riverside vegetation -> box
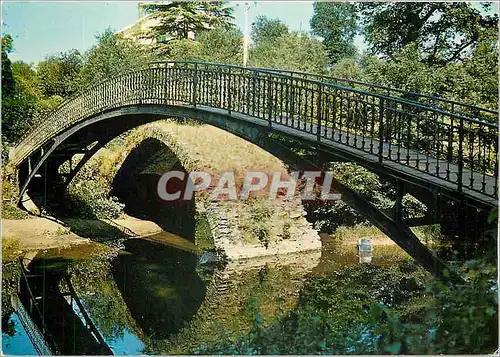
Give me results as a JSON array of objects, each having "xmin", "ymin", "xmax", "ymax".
[{"xmin": 1, "ymin": 2, "xmax": 497, "ymax": 354}]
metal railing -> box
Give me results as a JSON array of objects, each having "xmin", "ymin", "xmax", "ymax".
[
  {"xmin": 17, "ymin": 260, "xmax": 60, "ymax": 355},
  {"xmin": 11, "ymin": 295, "xmax": 55, "ymax": 356},
  {"xmin": 13, "ymin": 61, "xmax": 498, "ymax": 200},
  {"xmin": 249, "ymin": 65, "xmax": 498, "ymax": 122}
]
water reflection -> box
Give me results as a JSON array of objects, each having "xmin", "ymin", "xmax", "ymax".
[
  {"xmin": 13, "ymin": 258, "xmax": 113, "ymax": 355},
  {"xmin": 2, "ymin": 234, "xmax": 409, "ymax": 355},
  {"xmin": 112, "ymin": 238, "xmax": 206, "ymax": 341}
]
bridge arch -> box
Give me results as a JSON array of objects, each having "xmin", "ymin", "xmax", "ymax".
[
  {"xmin": 11, "ymin": 61, "xmax": 498, "ymax": 278},
  {"xmin": 12, "ymin": 61, "xmax": 497, "ymax": 209},
  {"xmin": 16, "ymin": 104, "xmax": 273, "ymax": 202}
]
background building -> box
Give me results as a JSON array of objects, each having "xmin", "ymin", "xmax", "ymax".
[{"xmin": 116, "ymin": 1, "xmax": 195, "ymax": 45}]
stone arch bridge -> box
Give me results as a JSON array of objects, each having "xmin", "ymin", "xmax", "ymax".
[{"xmin": 10, "ymin": 61, "xmax": 499, "ymax": 277}]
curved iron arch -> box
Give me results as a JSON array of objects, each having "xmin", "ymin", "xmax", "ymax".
[{"xmin": 12, "ymin": 61, "xmax": 498, "ymax": 206}]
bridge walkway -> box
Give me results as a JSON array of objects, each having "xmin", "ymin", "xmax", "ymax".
[{"xmin": 200, "ymin": 105, "xmax": 497, "ymax": 208}]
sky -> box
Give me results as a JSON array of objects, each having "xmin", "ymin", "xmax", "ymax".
[
  {"xmin": 2, "ymin": 1, "xmax": 320, "ymax": 64},
  {"xmin": 2, "ymin": 1, "xmax": 497, "ymax": 65}
]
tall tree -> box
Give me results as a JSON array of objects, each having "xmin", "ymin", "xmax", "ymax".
[
  {"xmin": 197, "ymin": 27, "xmax": 243, "ymax": 64},
  {"xmin": 250, "ymin": 31, "xmax": 328, "ymax": 74},
  {"xmin": 2, "ymin": 60, "xmax": 41, "ymax": 143},
  {"xmin": 36, "ymin": 49, "xmax": 83, "ymax": 98},
  {"xmin": 358, "ymin": 2, "xmax": 499, "ymax": 64},
  {"xmin": 310, "ymin": 2, "xmax": 358, "ymax": 64},
  {"xmin": 74, "ymin": 29, "xmax": 153, "ymax": 89},
  {"xmin": 251, "ymin": 15, "xmax": 289, "ymax": 46},
  {"xmin": 140, "ymin": 1, "xmax": 234, "ymax": 42},
  {"xmin": 1, "ymin": 35, "xmax": 15, "ymax": 98}
]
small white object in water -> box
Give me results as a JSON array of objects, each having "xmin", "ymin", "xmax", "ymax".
[
  {"xmin": 358, "ymin": 238, "xmax": 373, "ymax": 264},
  {"xmin": 359, "ymin": 253, "xmax": 372, "ymax": 264},
  {"xmin": 358, "ymin": 238, "xmax": 372, "ymax": 253}
]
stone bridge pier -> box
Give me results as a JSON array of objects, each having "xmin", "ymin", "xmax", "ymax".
[{"xmin": 33, "ymin": 119, "xmax": 322, "ymax": 260}]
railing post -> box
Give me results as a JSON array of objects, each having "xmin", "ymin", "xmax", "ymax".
[
  {"xmin": 267, "ymin": 74, "xmax": 273, "ymax": 129},
  {"xmin": 193, "ymin": 63, "xmax": 198, "ymax": 107},
  {"xmin": 228, "ymin": 66, "xmax": 232, "ymax": 115},
  {"xmin": 317, "ymin": 84, "xmax": 322, "ymax": 141},
  {"xmin": 378, "ymin": 98, "xmax": 385, "ymax": 164},
  {"xmin": 457, "ymin": 117, "xmax": 464, "ymax": 192}
]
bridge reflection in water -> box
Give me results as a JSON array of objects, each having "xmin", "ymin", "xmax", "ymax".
[
  {"xmin": 3, "ymin": 234, "xmax": 418, "ymax": 355},
  {"xmin": 16, "ymin": 259, "xmax": 113, "ymax": 355},
  {"xmin": 7, "ymin": 236, "xmax": 328, "ymax": 355}
]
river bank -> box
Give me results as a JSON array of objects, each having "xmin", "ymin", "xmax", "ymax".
[
  {"xmin": 1, "ymin": 215, "xmax": 164, "ymax": 261},
  {"xmin": 2, "ymin": 211, "xmax": 396, "ymax": 264}
]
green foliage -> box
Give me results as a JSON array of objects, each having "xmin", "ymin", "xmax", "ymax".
[
  {"xmin": 196, "ymin": 27, "xmax": 242, "ymax": 64},
  {"xmin": 194, "ymin": 212, "xmax": 215, "ymax": 252},
  {"xmin": 241, "ymin": 197, "xmax": 273, "ymax": 248},
  {"xmin": 249, "ymin": 31, "xmax": 328, "ymax": 73},
  {"xmin": 328, "ymin": 40, "xmax": 498, "ymax": 110},
  {"xmin": 331, "ymin": 57, "xmax": 365, "ymax": 80},
  {"xmin": 160, "ymin": 26, "xmax": 243, "ymax": 63},
  {"xmin": 371, "ymin": 258, "xmax": 498, "ymax": 354},
  {"xmin": 2, "ymin": 262, "xmax": 21, "ymax": 336},
  {"xmin": 158, "ymin": 38, "xmax": 202, "ymax": 60},
  {"xmin": 361, "ymin": 43, "xmax": 445, "ymax": 94},
  {"xmin": 140, "ymin": 1, "xmax": 234, "ymax": 41},
  {"xmin": 192, "ymin": 261, "xmax": 428, "ymax": 354},
  {"xmin": 1, "ymin": 34, "xmax": 15, "ymax": 98},
  {"xmin": 67, "ymin": 257, "xmax": 139, "ymax": 341},
  {"xmin": 250, "ymin": 15, "xmax": 289, "ymax": 47},
  {"xmin": 1, "ymin": 40, "xmax": 66, "ymax": 142},
  {"xmin": 11, "ymin": 61, "xmax": 40, "ymax": 94},
  {"xmin": 66, "ymin": 190, "xmax": 124, "ymax": 220},
  {"xmin": 1, "ymin": 85, "xmax": 38, "ymax": 142},
  {"xmin": 192, "ymin": 256, "xmax": 497, "ymax": 355},
  {"xmin": 307, "ymin": 162, "xmax": 427, "ymax": 233},
  {"xmin": 67, "ymin": 157, "xmax": 124, "ymax": 219},
  {"xmin": 36, "ymin": 49, "xmax": 83, "ymax": 97},
  {"xmin": 332, "ymin": 162, "xmax": 382, "ymax": 202},
  {"xmin": 74, "ymin": 29, "xmax": 153, "ymax": 90},
  {"xmin": 1, "ymin": 36, "xmax": 38, "ymax": 142},
  {"xmin": 402, "ymin": 194, "xmax": 427, "ymax": 219},
  {"xmin": 310, "ymin": 2, "xmax": 358, "ymax": 63},
  {"xmin": 358, "ymin": 2, "xmax": 499, "ymax": 65},
  {"xmin": 2, "ymin": 203, "xmax": 31, "ymax": 220}
]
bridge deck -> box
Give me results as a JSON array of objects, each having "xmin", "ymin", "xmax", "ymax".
[
  {"xmin": 200, "ymin": 106, "xmax": 497, "ymax": 207},
  {"xmin": 13, "ymin": 61, "xmax": 497, "ymax": 210}
]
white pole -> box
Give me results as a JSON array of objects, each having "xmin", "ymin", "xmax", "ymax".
[{"xmin": 243, "ymin": 2, "xmax": 249, "ymax": 66}]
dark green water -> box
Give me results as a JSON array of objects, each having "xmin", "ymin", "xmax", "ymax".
[{"xmin": 2, "ymin": 234, "xmax": 418, "ymax": 355}]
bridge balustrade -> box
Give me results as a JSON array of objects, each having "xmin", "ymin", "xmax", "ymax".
[{"xmin": 13, "ymin": 61, "xmax": 498, "ymax": 200}]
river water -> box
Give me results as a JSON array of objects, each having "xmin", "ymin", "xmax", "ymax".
[{"xmin": 2, "ymin": 233, "xmax": 423, "ymax": 355}]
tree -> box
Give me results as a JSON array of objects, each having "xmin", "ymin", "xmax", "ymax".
[
  {"xmin": 358, "ymin": 2, "xmax": 499, "ymax": 64},
  {"xmin": 36, "ymin": 49, "xmax": 83, "ymax": 98},
  {"xmin": 249, "ymin": 31, "xmax": 328, "ymax": 74},
  {"xmin": 12, "ymin": 62, "xmax": 41, "ymax": 96},
  {"xmin": 360, "ymin": 44, "xmax": 445, "ymax": 94},
  {"xmin": 441, "ymin": 27, "xmax": 498, "ymax": 109},
  {"xmin": 1, "ymin": 35, "xmax": 15, "ymax": 98},
  {"xmin": 140, "ymin": 1, "xmax": 234, "ymax": 42},
  {"xmin": 251, "ymin": 15, "xmax": 289, "ymax": 47},
  {"xmin": 74, "ymin": 29, "xmax": 153, "ymax": 89},
  {"xmin": 310, "ymin": 2, "xmax": 358, "ymax": 64},
  {"xmin": 1, "ymin": 35, "xmax": 42, "ymax": 143},
  {"xmin": 2, "ymin": 62, "xmax": 40, "ymax": 143},
  {"xmin": 197, "ymin": 27, "xmax": 242, "ymax": 64}
]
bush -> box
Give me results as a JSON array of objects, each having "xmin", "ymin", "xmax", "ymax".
[{"xmin": 240, "ymin": 198, "xmax": 273, "ymax": 248}]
